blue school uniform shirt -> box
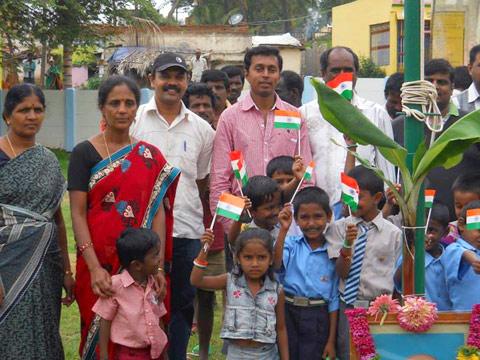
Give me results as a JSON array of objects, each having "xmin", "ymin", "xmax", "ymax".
[
  {"xmin": 441, "ymin": 238, "xmax": 480, "ymax": 311},
  {"xmin": 277, "ymin": 235, "xmax": 339, "ymax": 312},
  {"xmin": 394, "ymin": 248, "xmax": 451, "ymax": 311}
]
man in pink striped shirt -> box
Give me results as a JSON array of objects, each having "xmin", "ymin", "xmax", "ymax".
[{"xmin": 210, "ymin": 46, "xmax": 314, "ymax": 231}]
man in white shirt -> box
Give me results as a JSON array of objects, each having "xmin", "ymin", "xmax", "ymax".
[
  {"xmin": 301, "ymin": 46, "xmax": 395, "ymax": 219},
  {"xmin": 190, "ymin": 48, "xmax": 208, "ymax": 83},
  {"xmin": 453, "ymin": 44, "xmax": 480, "ymax": 114},
  {"xmin": 131, "ymin": 52, "xmax": 215, "ymax": 360}
]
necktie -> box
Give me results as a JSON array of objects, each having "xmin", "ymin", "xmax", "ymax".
[{"xmin": 342, "ymin": 223, "xmax": 369, "ymax": 305}]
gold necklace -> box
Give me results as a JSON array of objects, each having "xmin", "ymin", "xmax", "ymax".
[
  {"xmin": 102, "ymin": 132, "xmax": 133, "ymax": 164},
  {"xmin": 5, "ymin": 135, "xmax": 17, "ymax": 157}
]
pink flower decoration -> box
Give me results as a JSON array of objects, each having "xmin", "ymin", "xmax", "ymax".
[
  {"xmin": 267, "ymin": 296, "xmax": 276, "ymax": 306},
  {"xmin": 397, "ymin": 296, "xmax": 438, "ymax": 333},
  {"xmin": 345, "ymin": 308, "xmax": 378, "ymax": 359},
  {"xmin": 368, "ymin": 294, "xmax": 401, "ymax": 325},
  {"xmin": 467, "ymin": 304, "xmax": 480, "ymax": 349},
  {"xmin": 233, "ymin": 290, "xmax": 242, "ymax": 298}
]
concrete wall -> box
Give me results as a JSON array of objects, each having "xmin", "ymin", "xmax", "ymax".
[
  {"xmin": 75, "ymin": 90, "xmax": 102, "ymax": 143},
  {"xmin": 36, "ymin": 90, "xmax": 66, "ymax": 149},
  {"xmin": 280, "ymin": 48, "xmax": 302, "ymax": 74}
]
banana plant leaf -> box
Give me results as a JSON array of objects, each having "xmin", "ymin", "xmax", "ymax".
[
  {"xmin": 413, "ymin": 109, "xmax": 480, "ymax": 182},
  {"xmin": 312, "ymin": 78, "xmax": 411, "ymax": 190}
]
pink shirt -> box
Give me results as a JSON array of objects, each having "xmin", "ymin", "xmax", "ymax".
[
  {"xmin": 210, "ymin": 92, "xmax": 314, "ymax": 231},
  {"xmin": 92, "ymin": 271, "xmax": 167, "ymax": 359}
]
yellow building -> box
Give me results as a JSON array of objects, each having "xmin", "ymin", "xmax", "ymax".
[{"xmin": 332, "ymin": 0, "xmax": 433, "ymax": 75}]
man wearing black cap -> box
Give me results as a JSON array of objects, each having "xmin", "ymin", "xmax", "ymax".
[{"xmin": 131, "ymin": 52, "xmax": 215, "ymax": 360}]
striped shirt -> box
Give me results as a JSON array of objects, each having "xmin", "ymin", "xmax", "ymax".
[{"xmin": 210, "ymin": 92, "xmax": 314, "ymax": 231}]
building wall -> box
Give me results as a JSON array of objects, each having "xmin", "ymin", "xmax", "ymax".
[
  {"xmin": 36, "ymin": 90, "xmax": 66, "ymax": 149},
  {"xmin": 280, "ymin": 48, "xmax": 302, "ymax": 74},
  {"xmin": 75, "ymin": 90, "xmax": 102, "ymax": 143},
  {"xmin": 434, "ymin": 0, "xmax": 480, "ymax": 65},
  {"xmin": 332, "ymin": 0, "xmax": 393, "ymax": 67},
  {"xmin": 333, "ymin": 0, "xmax": 432, "ymax": 75}
]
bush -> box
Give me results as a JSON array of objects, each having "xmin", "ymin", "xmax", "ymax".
[
  {"xmin": 84, "ymin": 76, "xmax": 102, "ymax": 90},
  {"xmin": 358, "ymin": 56, "xmax": 386, "ymax": 78}
]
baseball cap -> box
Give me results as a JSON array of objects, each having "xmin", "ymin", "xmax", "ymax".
[{"xmin": 152, "ymin": 53, "xmax": 188, "ymax": 73}]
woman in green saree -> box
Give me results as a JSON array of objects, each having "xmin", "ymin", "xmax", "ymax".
[{"xmin": 0, "ymin": 84, "xmax": 74, "ymax": 359}]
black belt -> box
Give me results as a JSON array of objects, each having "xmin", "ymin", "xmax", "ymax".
[{"xmin": 284, "ymin": 292, "xmax": 327, "ymax": 307}]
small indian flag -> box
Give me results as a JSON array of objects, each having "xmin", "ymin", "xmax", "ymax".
[
  {"xmin": 326, "ymin": 72, "xmax": 353, "ymax": 101},
  {"xmin": 341, "ymin": 172, "xmax": 360, "ymax": 211},
  {"xmin": 230, "ymin": 151, "xmax": 248, "ymax": 186},
  {"xmin": 304, "ymin": 161, "xmax": 315, "ymax": 181},
  {"xmin": 425, "ymin": 189, "xmax": 436, "ymax": 208},
  {"xmin": 216, "ymin": 193, "xmax": 245, "ymax": 221},
  {"xmin": 274, "ymin": 110, "xmax": 301, "ymax": 130},
  {"xmin": 466, "ymin": 209, "xmax": 480, "ymax": 230}
]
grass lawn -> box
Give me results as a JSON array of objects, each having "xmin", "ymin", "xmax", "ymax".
[{"xmin": 53, "ymin": 149, "xmax": 226, "ymax": 359}]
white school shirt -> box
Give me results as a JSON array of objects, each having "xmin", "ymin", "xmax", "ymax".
[
  {"xmin": 301, "ymin": 93, "xmax": 395, "ymax": 207},
  {"xmin": 131, "ymin": 97, "xmax": 215, "ymax": 239}
]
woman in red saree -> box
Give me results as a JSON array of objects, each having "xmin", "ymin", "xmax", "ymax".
[{"xmin": 68, "ymin": 76, "xmax": 180, "ymax": 359}]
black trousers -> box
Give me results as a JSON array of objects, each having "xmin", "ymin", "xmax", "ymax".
[{"xmin": 285, "ymin": 302, "xmax": 330, "ymax": 360}]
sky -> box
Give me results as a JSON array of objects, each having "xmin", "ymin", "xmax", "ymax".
[{"xmin": 155, "ymin": 0, "xmax": 190, "ymax": 22}]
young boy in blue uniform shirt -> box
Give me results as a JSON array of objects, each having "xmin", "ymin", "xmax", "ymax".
[
  {"xmin": 442, "ymin": 200, "xmax": 480, "ymax": 311},
  {"xmin": 325, "ymin": 165, "xmax": 402, "ymax": 359},
  {"xmin": 394, "ymin": 203, "xmax": 451, "ymax": 310},
  {"xmin": 274, "ymin": 186, "xmax": 338, "ymax": 360}
]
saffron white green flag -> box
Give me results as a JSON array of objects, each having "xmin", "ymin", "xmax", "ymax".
[
  {"xmin": 216, "ymin": 193, "xmax": 245, "ymax": 221},
  {"xmin": 341, "ymin": 172, "xmax": 359, "ymax": 211},
  {"xmin": 425, "ymin": 189, "xmax": 436, "ymax": 208},
  {"xmin": 304, "ymin": 161, "xmax": 315, "ymax": 181},
  {"xmin": 326, "ymin": 72, "xmax": 353, "ymax": 101},
  {"xmin": 274, "ymin": 110, "xmax": 301, "ymax": 130},
  {"xmin": 230, "ymin": 150, "xmax": 248, "ymax": 186},
  {"xmin": 466, "ymin": 209, "xmax": 480, "ymax": 230}
]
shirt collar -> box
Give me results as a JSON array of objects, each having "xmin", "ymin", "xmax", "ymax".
[
  {"xmin": 299, "ymin": 236, "xmax": 328, "ymax": 252},
  {"xmin": 425, "ymin": 244, "xmax": 444, "ymax": 267},
  {"xmin": 457, "ymin": 237, "xmax": 480, "ymax": 253},
  {"xmin": 119, "ymin": 270, "xmax": 155, "ymax": 289},
  {"xmin": 145, "ymin": 96, "xmax": 190, "ymax": 122},
  {"xmin": 240, "ymin": 91, "xmax": 286, "ymax": 112},
  {"xmin": 235, "ymin": 274, "xmax": 277, "ymax": 291},
  {"xmin": 468, "ymin": 83, "xmax": 480, "ymax": 103},
  {"xmin": 442, "ymin": 101, "xmax": 459, "ymax": 122},
  {"xmin": 348, "ymin": 211, "xmax": 384, "ymax": 231},
  {"xmin": 351, "ymin": 92, "xmax": 369, "ymax": 109}
]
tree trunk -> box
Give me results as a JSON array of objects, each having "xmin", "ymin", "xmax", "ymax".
[
  {"xmin": 280, "ymin": 0, "xmax": 291, "ymax": 33},
  {"xmin": 63, "ymin": 43, "xmax": 73, "ymax": 88},
  {"xmin": 167, "ymin": 0, "xmax": 182, "ymax": 19},
  {"xmin": 40, "ymin": 41, "xmax": 47, "ymax": 88}
]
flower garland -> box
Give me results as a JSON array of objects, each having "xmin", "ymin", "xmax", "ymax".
[
  {"xmin": 345, "ymin": 308, "xmax": 379, "ymax": 360},
  {"xmin": 397, "ymin": 296, "xmax": 438, "ymax": 333},
  {"xmin": 457, "ymin": 304, "xmax": 480, "ymax": 359},
  {"xmin": 367, "ymin": 295, "xmax": 401, "ymax": 326}
]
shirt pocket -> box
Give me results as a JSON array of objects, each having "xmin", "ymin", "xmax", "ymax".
[
  {"xmin": 272, "ymin": 130, "xmax": 298, "ymax": 157},
  {"xmin": 256, "ymin": 309, "xmax": 276, "ymax": 337}
]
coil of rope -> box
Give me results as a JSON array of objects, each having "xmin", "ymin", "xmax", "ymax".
[{"xmin": 400, "ymin": 80, "xmax": 443, "ymax": 145}]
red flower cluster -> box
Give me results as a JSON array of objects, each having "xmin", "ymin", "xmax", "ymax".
[
  {"xmin": 345, "ymin": 308, "xmax": 378, "ymax": 360},
  {"xmin": 467, "ymin": 304, "xmax": 480, "ymax": 349}
]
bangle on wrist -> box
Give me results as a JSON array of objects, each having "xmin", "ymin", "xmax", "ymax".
[
  {"xmin": 157, "ymin": 267, "xmax": 165, "ymax": 273},
  {"xmin": 77, "ymin": 242, "xmax": 93, "ymax": 254},
  {"xmin": 65, "ymin": 270, "xmax": 73, "ymax": 276},
  {"xmin": 193, "ymin": 259, "xmax": 207, "ymax": 269},
  {"xmin": 343, "ymin": 240, "xmax": 353, "ymax": 249},
  {"xmin": 346, "ymin": 144, "xmax": 358, "ymax": 149}
]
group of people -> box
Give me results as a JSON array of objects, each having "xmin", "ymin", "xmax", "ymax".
[{"xmin": 1, "ymin": 43, "xmax": 480, "ymax": 360}]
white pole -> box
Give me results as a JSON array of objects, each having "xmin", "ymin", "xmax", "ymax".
[
  {"xmin": 424, "ymin": 208, "xmax": 432, "ymax": 234},
  {"xmin": 289, "ymin": 174, "xmax": 306, "ymax": 204},
  {"xmin": 205, "ymin": 212, "xmax": 218, "ymax": 252},
  {"xmin": 237, "ymin": 179, "xmax": 252, "ymax": 218}
]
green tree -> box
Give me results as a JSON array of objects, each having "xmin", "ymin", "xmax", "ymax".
[{"xmin": 357, "ymin": 56, "xmax": 386, "ymax": 78}]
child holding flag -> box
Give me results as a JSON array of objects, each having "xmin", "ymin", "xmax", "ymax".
[
  {"xmin": 441, "ymin": 200, "xmax": 480, "ymax": 311},
  {"xmin": 394, "ymin": 203, "xmax": 452, "ymax": 310},
  {"xmin": 274, "ymin": 187, "xmax": 339, "ymax": 360},
  {"xmin": 325, "ymin": 165, "xmax": 402, "ymax": 360},
  {"xmin": 443, "ymin": 172, "xmax": 480, "ymax": 245},
  {"xmin": 228, "ymin": 176, "xmax": 281, "ymax": 246},
  {"xmin": 191, "ymin": 228, "xmax": 289, "ymax": 360}
]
